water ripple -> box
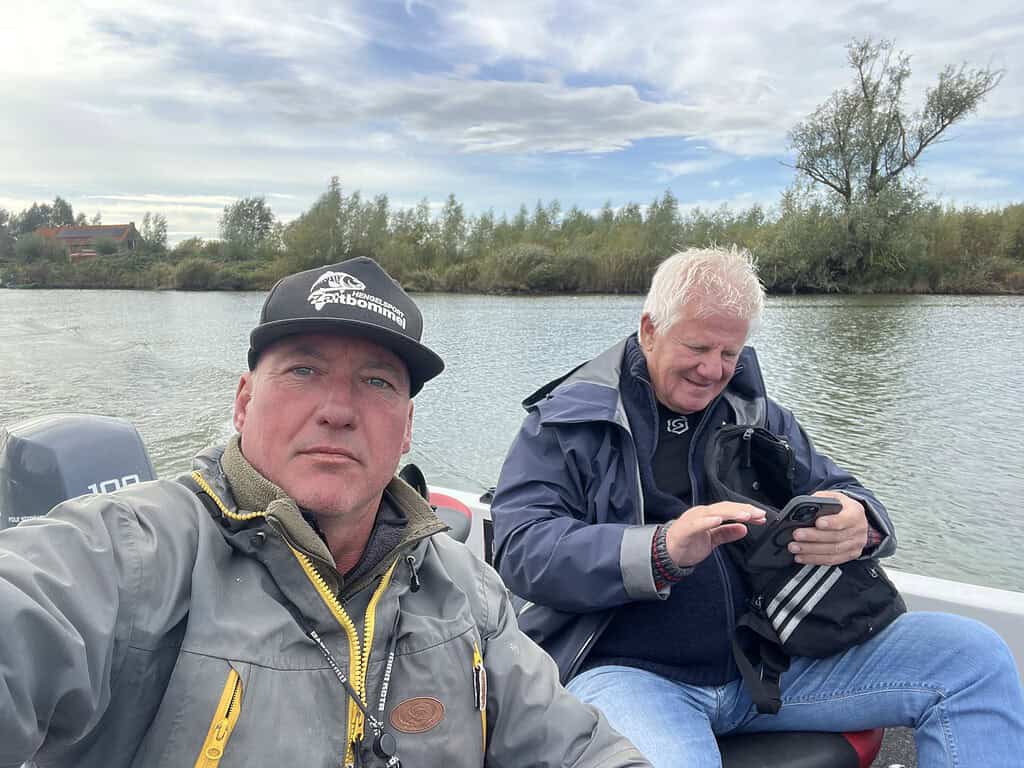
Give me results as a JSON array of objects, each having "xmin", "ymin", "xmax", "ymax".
[{"xmin": 2, "ymin": 289, "xmax": 1023, "ymax": 590}]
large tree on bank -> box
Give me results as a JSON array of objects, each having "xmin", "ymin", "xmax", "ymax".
[
  {"xmin": 789, "ymin": 38, "xmax": 1003, "ymax": 211},
  {"xmin": 786, "ymin": 38, "xmax": 1002, "ymax": 278}
]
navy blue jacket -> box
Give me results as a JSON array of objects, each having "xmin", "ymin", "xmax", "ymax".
[{"xmin": 491, "ymin": 335, "xmax": 895, "ymax": 684}]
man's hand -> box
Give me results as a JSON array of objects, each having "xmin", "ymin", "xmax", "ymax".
[
  {"xmin": 665, "ymin": 502, "xmax": 767, "ymax": 569},
  {"xmin": 788, "ymin": 490, "xmax": 869, "ymax": 566}
]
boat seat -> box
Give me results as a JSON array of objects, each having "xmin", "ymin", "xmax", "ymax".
[
  {"xmin": 400, "ymin": 463, "xmax": 472, "ymax": 543},
  {"xmin": 718, "ymin": 728, "xmax": 883, "ymax": 768}
]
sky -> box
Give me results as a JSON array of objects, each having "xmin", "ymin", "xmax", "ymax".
[{"xmin": 1, "ymin": 0, "xmax": 1022, "ymax": 243}]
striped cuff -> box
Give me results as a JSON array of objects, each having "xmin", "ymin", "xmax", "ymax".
[{"xmin": 652, "ymin": 523, "xmax": 694, "ymax": 590}]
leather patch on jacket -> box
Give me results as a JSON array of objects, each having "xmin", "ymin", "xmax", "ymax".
[{"xmin": 390, "ymin": 697, "xmax": 445, "ymax": 733}]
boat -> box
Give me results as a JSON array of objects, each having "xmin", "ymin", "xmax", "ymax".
[{"xmin": 3, "ymin": 413, "xmax": 1022, "ymax": 768}]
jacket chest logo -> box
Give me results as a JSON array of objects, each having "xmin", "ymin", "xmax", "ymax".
[
  {"xmin": 390, "ymin": 697, "xmax": 445, "ymax": 733},
  {"xmin": 666, "ymin": 417, "xmax": 689, "ymax": 435}
]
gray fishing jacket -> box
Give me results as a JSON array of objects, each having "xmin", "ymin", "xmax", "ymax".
[{"xmin": 0, "ymin": 442, "xmax": 648, "ymax": 768}]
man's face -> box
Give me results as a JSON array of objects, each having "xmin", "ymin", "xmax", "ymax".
[
  {"xmin": 233, "ymin": 333, "xmax": 413, "ymax": 522},
  {"xmin": 640, "ymin": 303, "xmax": 749, "ymax": 414}
]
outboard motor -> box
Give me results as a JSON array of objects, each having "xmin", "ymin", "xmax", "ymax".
[{"xmin": 0, "ymin": 414, "xmax": 156, "ymax": 529}]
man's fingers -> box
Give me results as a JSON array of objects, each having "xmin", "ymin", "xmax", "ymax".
[
  {"xmin": 790, "ymin": 540, "xmax": 859, "ymax": 554},
  {"xmin": 791, "ymin": 538, "xmax": 861, "ymax": 564},
  {"xmin": 710, "ymin": 524, "xmax": 750, "ymax": 547},
  {"xmin": 792, "ymin": 527, "xmax": 864, "ymax": 544}
]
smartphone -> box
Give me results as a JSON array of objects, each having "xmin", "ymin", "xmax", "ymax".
[{"xmin": 745, "ymin": 495, "xmax": 843, "ymax": 570}]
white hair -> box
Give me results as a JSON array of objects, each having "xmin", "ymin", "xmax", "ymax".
[{"xmin": 640, "ymin": 245, "xmax": 765, "ymax": 335}]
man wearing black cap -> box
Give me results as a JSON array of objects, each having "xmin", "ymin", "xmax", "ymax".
[
  {"xmin": 0, "ymin": 257, "xmax": 649, "ymax": 768},
  {"xmin": 236, "ymin": 257, "xmax": 447, "ymax": 578}
]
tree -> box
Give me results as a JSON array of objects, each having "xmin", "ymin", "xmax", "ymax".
[
  {"xmin": 282, "ymin": 179, "xmax": 346, "ymax": 271},
  {"xmin": 94, "ymin": 237, "xmax": 119, "ymax": 256},
  {"xmin": 141, "ymin": 212, "xmax": 168, "ymax": 250},
  {"xmin": 220, "ymin": 196, "xmax": 276, "ymax": 249},
  {"xmin": 439, "ymin": 193, "xmax": 466, "ymax": 260},
  {"xmin": 12, "ymin": 203, "xmax": 53, "ymax": 236},
  {"xmin": 644, "ymin": 190, "xmax": 681, "ymax": 258},
  {"xmin": 790, "ymin": 38, "xmax": 1002, "ymax": 211},
  {"xmin": 0, "ymin": 208, "xmax": 14, "ymax": 260},
  {"xmin": 466, "ymin": 209, "xmax": 496, "ymax": 259},
  {"xmin": 14, "ymin": 233, "xmax": 66, "ymax": 264},
  {"xmin": 51, "ymin": 196, "xmax": 76, "ymax": 227}
]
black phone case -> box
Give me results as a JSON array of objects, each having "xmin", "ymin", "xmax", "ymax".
[{"xmin": 744, "ymin": 496, "xmax": 842, "ymax": 570}]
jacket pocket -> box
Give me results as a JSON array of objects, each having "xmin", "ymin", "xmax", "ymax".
[
  {"xmin": 383, "ymin": 617, "xmax": 486, "ymax": 765},
  {"xmin": 194, "ymin": 668, "xmax": 243, "ymax": 768}
]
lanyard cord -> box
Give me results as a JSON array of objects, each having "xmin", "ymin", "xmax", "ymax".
[
  {"xmin": 377, "ymin": 609, "xmax": 402, "ymax": 719},
  {"xmin": 307, "ymin": 627, "xmax": 384, "ymax": 733},
  {"xmin": 280, "ymin": 593, "xmax": 402, "ymax": 766}
]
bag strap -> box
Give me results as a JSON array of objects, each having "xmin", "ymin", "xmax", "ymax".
[{"xmin": 732, "ymin": 617, "xmax": 791, "ymax": 715}]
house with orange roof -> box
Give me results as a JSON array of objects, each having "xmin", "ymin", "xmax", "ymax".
[{"xmin": 35, "ymin": 223, "xmax": 143, "ymax": 262}]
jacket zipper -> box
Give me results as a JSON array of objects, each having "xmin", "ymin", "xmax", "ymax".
[
  {"xmin": 689, "ymin": 395, "xmax": 740, "ymax": 680},
  {"xmin": 566, "ymin": 412, "xmax": 646, "ymax": 677},
  {"xmin": 563, "ymin": 372, "xmax": 652, "ymax": 679},
  {"xmin": 567, "ymin": 611, "xmax": 616, "ymax": 679},
  {"xmin": 194, "ymin": 669, "xmax": 243, "ymax": 768},
  {"xmin": 472, "ymin": 641, "xmax": 487, "ymax": 753},
  {"xmin": 190, "ymin": 471, "xmax": 401, "ymax": 768},
  {"xmin": 292, "ymin": 550, "xmax": 398, "ymax": 768}
]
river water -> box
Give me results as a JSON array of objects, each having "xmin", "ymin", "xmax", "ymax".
[{"xmin": 1, "ymin": 289, "xmax": 1022, "ymax": 591}]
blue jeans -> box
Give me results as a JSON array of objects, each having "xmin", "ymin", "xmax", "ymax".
[{"xmin": 567, "ymin": 612, "xmax": 1024, "ymax": 768}]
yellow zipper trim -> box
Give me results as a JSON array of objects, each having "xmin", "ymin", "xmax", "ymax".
[
  {"xmin": 291, "ymin": 549, "xmax": 399, "ymax": 767},
  {"xmin": 194, "ymin": 668, "xmax": 243, "ymax": 768},
  {"xmin": 473, "ymin": 641, "xmax": 487, "ymax": 753},
  {"xmin": 191, "ymin": 471, "xmax": 266, "ymax": 521}
]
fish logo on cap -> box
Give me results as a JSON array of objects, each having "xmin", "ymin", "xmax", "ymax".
[{"xmin": 308, "ymin": 271, "xmax": 366, "ymax": 311}]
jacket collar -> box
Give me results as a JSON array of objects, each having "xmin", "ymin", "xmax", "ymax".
[
  {"xmin": 528, "ymin": 333, "xmax": 767, "ymax": 429},
  {"xmin": 191, "ymin": 437, "xmax": 446, "ymax": 597}
]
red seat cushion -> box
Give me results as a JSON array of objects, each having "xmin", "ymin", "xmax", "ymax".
[{"xmin": 717, "ymin": 729, "xmax": 884, "ymax": 768}]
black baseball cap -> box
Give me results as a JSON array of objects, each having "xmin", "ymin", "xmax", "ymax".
[{"xmin": 248, "ymin": 257, "xmax": 444, "ymax": 396}]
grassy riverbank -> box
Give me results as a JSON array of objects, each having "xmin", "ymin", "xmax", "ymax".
[{"xmin": 3, "ymin": 184, "xmax": 1022, "ymax": 295}]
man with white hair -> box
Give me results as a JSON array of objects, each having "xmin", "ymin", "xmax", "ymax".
[{"xmin": 491, "ymin": 246, "xmax": 1024, "ymax": 767}]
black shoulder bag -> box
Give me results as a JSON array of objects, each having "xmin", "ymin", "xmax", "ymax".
[{"xmin": 705, "ymin": 425, "xmax": 906, "ymax": 714}]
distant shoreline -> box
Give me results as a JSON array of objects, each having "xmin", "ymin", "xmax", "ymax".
[{"xmin": 2, "ymin": 283, "xmax": 1021, "ymax": 297}]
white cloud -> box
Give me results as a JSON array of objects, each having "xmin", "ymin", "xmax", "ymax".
[
  {"xmin": 83, "ymin": 194, "xmax": 241, "ymax": 207},
  {"xmin": 432, "ymin": 0, "xmax": 1024, "ymax": 149},
  {"xmin": 915, "ymin": 165, "xmax": 1019, "ymax": 208},
  {"xmin": 923, "ymin": 166, "xmax": 1013, "ymax": 193},
  {"xmin": 654, "ymin": 157, "xmax": 731, "ymax": 179},
  {"xmin": 1, "ymin": 0, "xmax": 1020, "ymax": 242}
]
